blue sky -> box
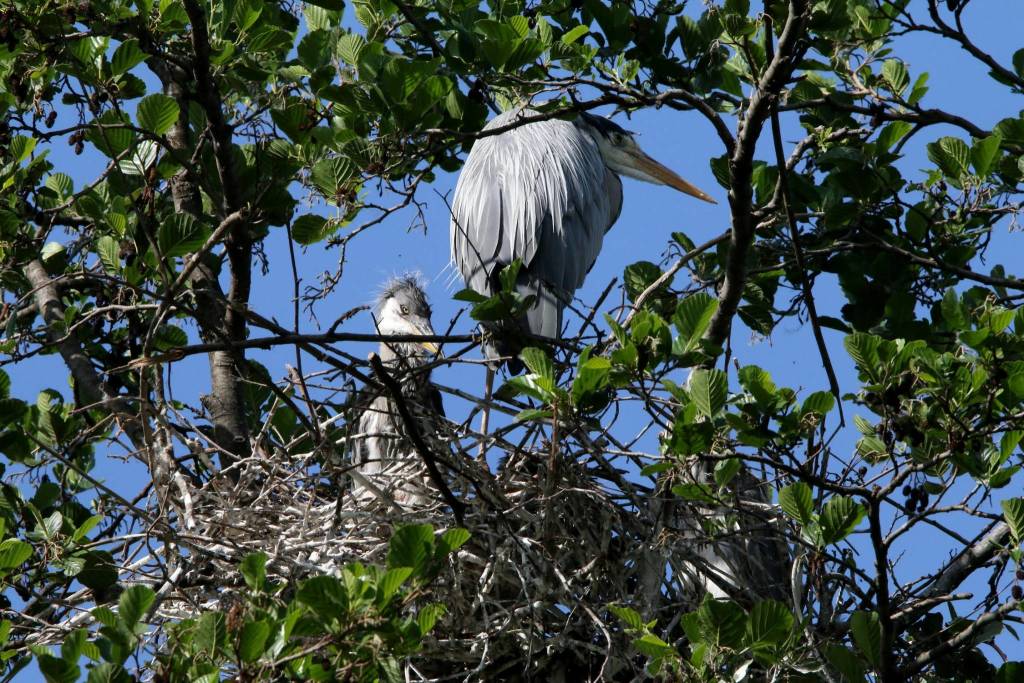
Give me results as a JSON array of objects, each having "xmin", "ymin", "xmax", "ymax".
[{"xmin": 5, "ymin": 0, "xmax": 1024, "ymax": 672}]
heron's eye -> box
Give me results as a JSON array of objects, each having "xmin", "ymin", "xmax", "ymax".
[
  {"xmin": 400, "ymin": 304, "xmax": 409, "ymax": 315},
  {"xmin": 612, "ymin": 132, "xmax": 624, "ymax": 144}
]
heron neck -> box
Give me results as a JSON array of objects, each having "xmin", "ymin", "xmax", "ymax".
[{"xmin": 378, "ymin": 341, "xmax": 429, "ymax": 371}]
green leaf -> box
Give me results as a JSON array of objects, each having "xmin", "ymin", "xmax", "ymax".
[
  {"xmin": 689, "ymin": 368, "xmax": 727, "ymax": 418},
  {"xmin": 240, "ymin": 552, "xmax": 267, "ymax": 591},
  {"xmin": 0, "ymin": 539, "xmax": 32, "ymax": 569},
  {"xmin": 801, "ymin": 391, "xmax": 835, "ymax": 418},
  {"xmin": 881, "ymin": 59, "xmax": 909, "ymax": 95},
  {"xmin": 9, "ymin": 135, "xmax": 37, "ymax": 164},
  {"xmin": 43, "ymin": 242, "xmax": 67, "ymax": 266},
  {"xmin": 1001, "ymin": 498, "xmax": 1024, "ymax": 543},
  {"xmin": 46, "ymin": 173, "xmax": 73, "ymax": 198},
  {"xmin": 376, "ymin": 567, "xmax": 413, "ymax": 605},
  {"xmin": 452, "ymin": 288, "xmax": 486, "ymax": 304},
  {"xmin": 907, "ymin": 71, "xmax": 930, "ymax": 105},
  {"xmin": 633, "ymin": 632, "xmax": 675, "ymax": 657},
  {"xmin": 520, "ymin": 347, "xmax": 554, "ymax": 380},
  {"xmin": 850, "ymin": 611, "xmax": 881, "ymax": 668},
  {"xmin": 238, "ymin": 620, "xmax": 270, "ymax": 663},
  {"xmin": 417, "ymin": 604, "xmax": 446, "ymax": 635},
  {"xmin": 971, "ymin": 134, "xmax": 1002, "ymax": 176},
  {"xmin": 291, "ymin": 214, "xmax": 335, "ymax": 245},
  {"xmin": 989, "ymin": 307, "xmax": 1016, "ymax": 333},
  {"xmin": 821, "ymin": 496, "xmax": 865, "ymax": 544},
  {"xmin": 572, "ymin": 356, "xmax": 611, "ymax": 408},
  {"xmin": 825, "ymin": 644, "xmax": 867, "ymax": 683},
  {"xmin": 502, "ymin": 374, "xmax": 557, "ymax": 403},
  {"xmin": 37, "ymin": 654, "xmax": 79, "ymax": 683},
  {"xmin": 515, "ymin": 408, "xmax": 552, "ymax": 422},
  {"xmin": 337, "ymin": 33, "xmax": 366, "ymax": 65},
  {"xmin": 71, "ymin": 515, "xmax": 102, "ymax": 542},
  {"xmin": 41, "ymin": 511, "xmax": 62, "ymax": 540},
  {"xmin": 779, "ymin": 483, "xmax": 813, "ymax": 525},
  {"xmin": 673, "ymin": 293, "xmax": 718, "ymax": 355},
  {"xmin": 695, "ymin": 596, "xmax": 747, "ymax": 649},
  {"xmin": 61, "ymin": 628, "xmax": 88, "ymax": 662},
  {"xmin": 927, "ymin": 136, "xmax": 970, "ymax": 178},
  {"xmin": 118, "ymin": 140, "xmax": 158, "ymax": 175},
  {"xmin": 142, "ymin": 327, "xmax": 180, "ymax": 355},
  {"xmin": 1013, "ymin": 48, "xmax": 1024, "ymax": 78},
  {"xmin": 876, "ymin": 121, "xmax": 913, "ymax": 151},
  {"xmin": 296, "ymin": 575, "xmax": 347, "ymax": 616},
  {"xmin": 714, "ymin": 458, "xmax": 741, "ymax": 488},
  {"xmin": 997, "ymin": 663, "xmax": 1024, "ymax": 683},
  {"xmin": 437, "ymin": 528, "xmax": 470, "ymax": 556},
  {"xmin": 96, "ymin": 236, "xmax": 121, "ymax": 274},
  {"xmin": 91, "ymin": 606, "xmax": 118, "ymax": 628},
  {"xmin": 738, "ymin": 365, "xmax": 778, "ymax": 407},
  {"xmin": 746, "ymin": 600, "xmax": 793, "ymax": 648},
  {"xmin": 118, "ymin": 584, "xmax": 155, "ymax": 627},
  {"xmin": 844, "ymin": 333, "xmax": 881, "ymax": 381},
  {"xmin": 158, "ymin": 214, "xmax": 211, "ymax": 257},
  {"xmin": 194, "ymin": 611, "xmax": 227, "ymax": 656},
  {"xmin": 941, "ymin": 288, "xmax": 967, "ymax": 330},
  {"xmin": 111, "ymin": 39, "xmax": 146, "ymax": 76},
  {"xmin": 561, "ymin": 25, "xmax": 589, "ymax": 44},
  {"xmin": 608, "ymin": 604, "xmax": 644, "ymax": 630},
  {"xmin": 671, "ymin": 483, "xmax": 715, "ymax": 503},
  {"xmin": 623, "ymin": 261, "xmax": 662, "ymax": 302},
  {"xmin": 387, "ymin": 524, "xmax": 434, "ymax": 571},
  {"xmin": 136, "ymin": 94, "xmax": 179, "ymax": 135},
  {"xmin": 497, "ymin": 260, "xmax": 522, "ymax": 293},
  {"xmin": 86, "ymin": 663, "xmax": 132, "ymax": 683}
]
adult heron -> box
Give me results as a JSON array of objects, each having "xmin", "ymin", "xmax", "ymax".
[
  {"xmin": 450, "ymin": 107, "xmax": 715, "ymax": 355},
  {"xmin": 350, "ymin": 277, "xmax": 444, "ymax": 509},
  {"xmin": 450, "ymin": 107, "xmax": 715, "ymax": 453}
]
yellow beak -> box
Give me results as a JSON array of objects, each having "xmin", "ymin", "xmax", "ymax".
[
  {"xmin": 630, "ymin": 150, "xmax": 717, "ymax": 204},
  {"xmin": 414, "ymin": 324, "xmax": 442, "ymax": 356}
]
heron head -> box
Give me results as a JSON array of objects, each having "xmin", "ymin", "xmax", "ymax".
[
  {"xmin": 375, "ymin": 276, "xmax": 441, "ymax": 358},
  {"xmin": 580, "ymin": 113, "xmax": 716, "ymax": 204}
]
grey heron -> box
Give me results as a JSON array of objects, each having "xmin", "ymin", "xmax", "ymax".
[
  {"xmin": 450, "ymin": 107, "xmax": 714, "ymax": 455},
  {"xmin": 451, "ymin": 107, "xmax": 714, "ymax": 355},
  {"xmin": 350, "ymin": 276, "xmax": 444, "ymax": 509}
]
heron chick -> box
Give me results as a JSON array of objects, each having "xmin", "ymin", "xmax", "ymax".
[{"xmin": 350, "ymin": 276, "xmax": 444, "ymax": 509}]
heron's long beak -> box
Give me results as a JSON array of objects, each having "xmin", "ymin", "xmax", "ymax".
[
  {"xmin": 629, "ymin": 149, "xmax": 716, "ymax": 204},
  {"xmin": 415, "ymin": 324, "xmax": 443, "ymax": 357}
]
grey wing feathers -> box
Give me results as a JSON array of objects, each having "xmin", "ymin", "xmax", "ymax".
[{"xmin": 450, "ymin": 108, "xmax": 621, "ymax": 337}]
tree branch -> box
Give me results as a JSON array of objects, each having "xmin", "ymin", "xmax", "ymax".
[
  {"xmin": 22, "ymin": 260, "xmax": 145, "ymax": 449},
  {"xmin": 703, "ymin": 0, "xmax": 811, "ymax": 350}
]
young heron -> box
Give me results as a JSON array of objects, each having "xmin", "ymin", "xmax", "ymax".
[{"xmin": 350, "ymin": 276, "xmax": 444, "ymax": 509}]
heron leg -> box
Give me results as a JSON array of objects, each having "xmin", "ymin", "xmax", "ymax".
[{"xmin": 476, "ymin": 365, "xmax": 494, "ymax": 465}]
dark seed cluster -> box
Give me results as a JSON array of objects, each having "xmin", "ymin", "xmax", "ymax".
[{"xmin": 902, "ymin": 484, "xmax": 929, "ymax": 513}]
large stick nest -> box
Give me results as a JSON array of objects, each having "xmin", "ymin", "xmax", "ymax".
[
  {"xmin": 26, "ymin": 374, "xmax": 790, "ymax": 681},
  {"xmin": 142, "ymin": 411, "xmax": 790, "ymax": 681}
]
